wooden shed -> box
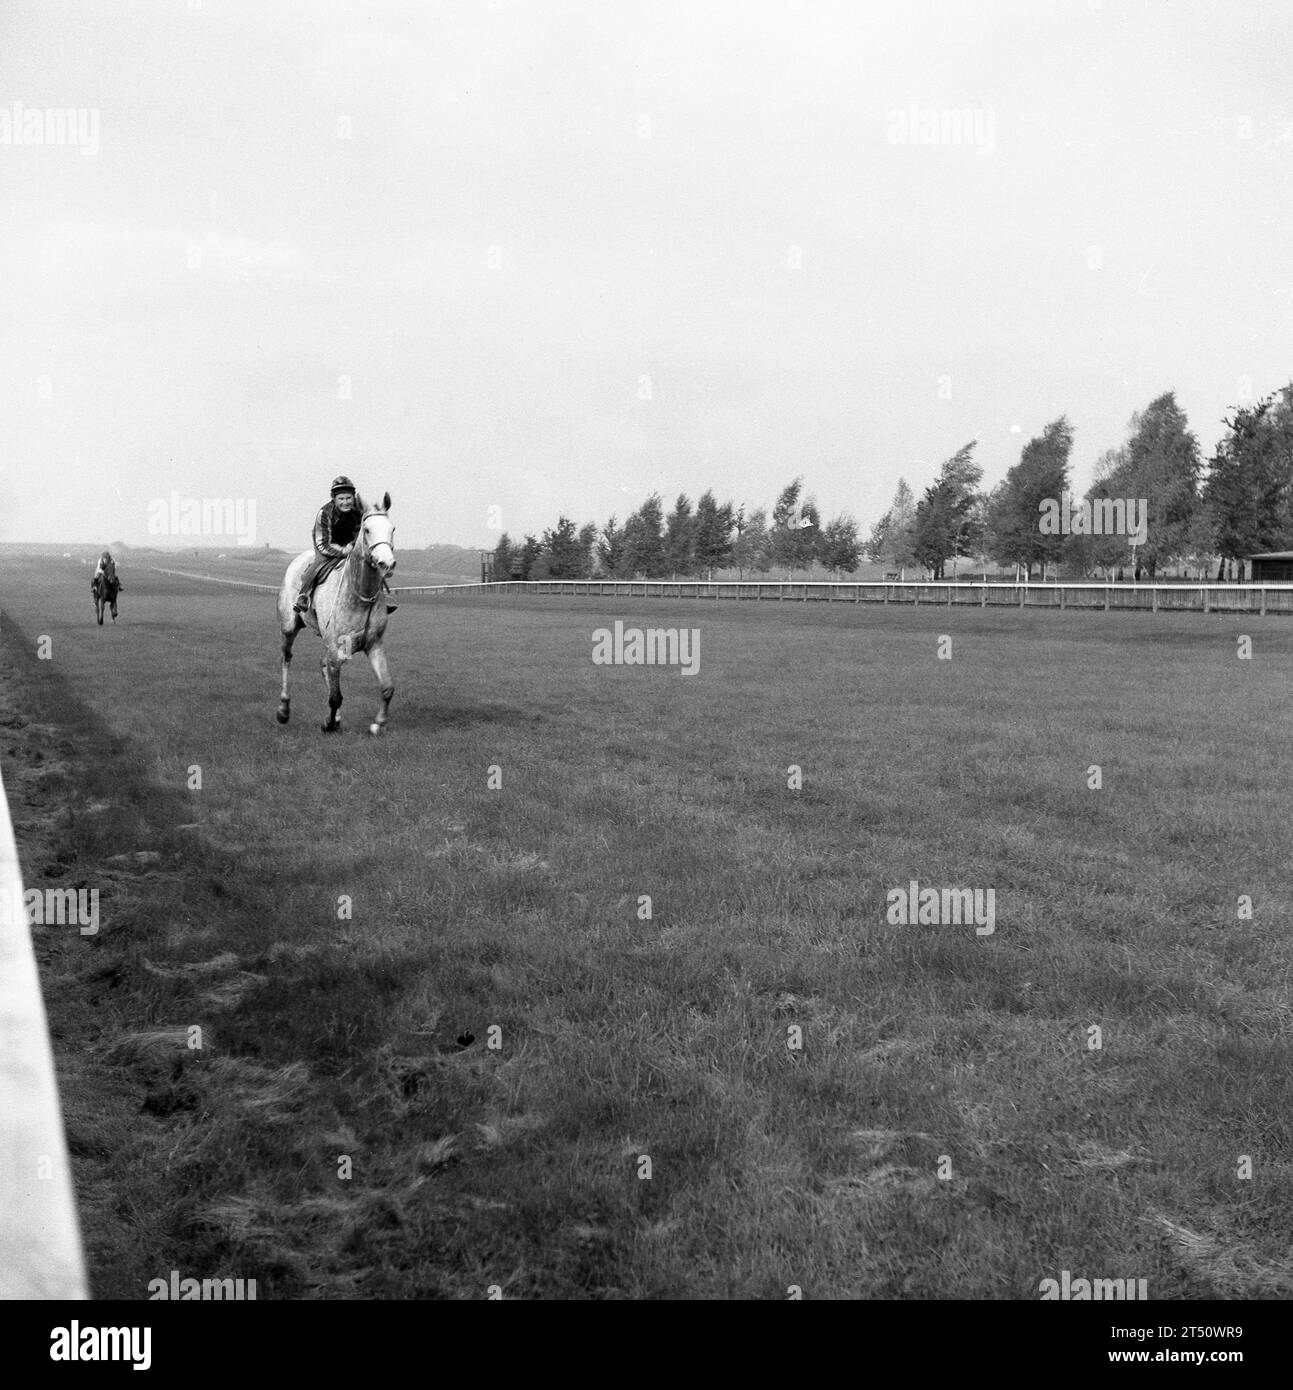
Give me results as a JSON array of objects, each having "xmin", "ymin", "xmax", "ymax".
[{"xmin": 1248, "ymin": 552, "xmax": 1293, "ymax": 582}]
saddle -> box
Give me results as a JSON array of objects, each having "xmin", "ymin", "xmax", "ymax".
[
  {"xmin": 298, "ymin": 554, "xmax": 397, "ymax": 615},
  {"xmin": 301, "ymin": 555, "xmax": 345, "ymax": 609}
]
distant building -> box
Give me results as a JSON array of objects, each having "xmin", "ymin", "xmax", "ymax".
[{"xmin": 1247, "ymin": 551, "xmax": 1293, "ymax": 582}]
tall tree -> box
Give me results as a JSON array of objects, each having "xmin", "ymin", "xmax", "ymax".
[
  {"xmin": 908, "ymin": 442, "xmax": 983, "ymax": 579},
  {"xmin": 693, "ymin": 491, "xmax": 735, "ymax": 578},
  {"xmin": 1063, "ymin": 447, "xmax": 1130, "ymax": 577},
  {"xmin": 982, "ymin": 481, "xmax": 1016, "ymax": 574},
  {"xmin": 796, "ymin": 494, "xmax": 822, "ymax": 574},
  {"xmin": 492, "ymin": 531, "xmax": 516, "ymax": 581},
  {"xmin": 517, "ymin": 534, "xmax": 542, "ymax": 580},
  {"xmin": 597, "ymin": 516, "xmax": 627, "ymax": 577},
  {"xmin": 910, "ymin": 483, "xmax": 957, "ymax": 580},
  {"xmin": 867, "ymin": 478, "xmax": 918, "ymax": 577},
  {"xmin": 577, "ymin": 522, "xmax": 598, "ymax": 578},
  {"xmin": 663, "ymin": 493, "xmax": 696, "ymax": 576},
  {"xmin": 986, "ymin": 417, "xmax": 1074, "ymax": 577},
  {"xmin": 1202, "ymin": 385, "xmax": 1293, "ymax": 578},
  {"xmin": 541, "ymin": 515, "xmax": 583, "ymax": 578},
  {"xmin": 770, "ymin": 477, "xmax": 820, "ymax": 576},
  {"xmin": 1121, "ymin": 391, "xmax": 1201, "ymax": 578},
  {"xmin": 731, "ymin": 505, "xmax": 771, "ymax": 578},
  {"xmin": 819, "ymin": 513, "xmax": 861, "ymax": 575},
  {"xmin": 621, "ymin": 493, "xmax": 667, "ymax": 577},
  {"xmin": 770, "ymin": 477, "xmax": 803, "ymax": 575}
]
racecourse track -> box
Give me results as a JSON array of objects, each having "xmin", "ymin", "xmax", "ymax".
[{"xmin": 3, "ymin": 557, "xmax": 1292, "ymax": 1299}]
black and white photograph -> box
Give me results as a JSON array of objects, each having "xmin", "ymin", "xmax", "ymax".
[{"xmin": 2, "ymin": 0, "xmax": 1291, "ymax": 1337}]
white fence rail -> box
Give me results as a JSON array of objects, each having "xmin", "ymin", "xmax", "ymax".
[
  {"xmin": 393, "ymin": 578, "xmax": 1293, "ymax": 615},
  {"xmin": 0, "ymin": 763, "xmax": 88, "ymax": 1298},
  {"xmin": 147, "ymin": 567, "xmax": 1293, "ymax": 616}
]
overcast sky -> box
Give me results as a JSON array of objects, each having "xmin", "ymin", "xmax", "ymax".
[{"xmin": 3, "ymin": 0, "xmax": 1292, "ymax": 550}]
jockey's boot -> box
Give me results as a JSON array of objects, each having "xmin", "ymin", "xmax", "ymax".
[{"xmin": 292, "ymin": 592, "xmax": 311, "ymax": 614}]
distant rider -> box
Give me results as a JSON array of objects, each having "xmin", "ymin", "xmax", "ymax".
[
  {"xmin": 293, "ymin": 476, "xmax": 396, "ymax": 614},
  {"xmin": 92, "ymin": 550, "xmax": 122, "ymax": 592}
]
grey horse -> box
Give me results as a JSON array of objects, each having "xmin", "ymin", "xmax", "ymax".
[{"xmin": 276, "ymin": 493, "xmax": 397, "ymax": 734}]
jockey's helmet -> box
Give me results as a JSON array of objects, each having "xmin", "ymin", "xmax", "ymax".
[{"xmin": 331, "ymin": 475, "xmax": 356, "ymax": 497}]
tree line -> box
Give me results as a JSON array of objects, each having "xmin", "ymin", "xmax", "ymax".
[
  {"xmin": 494, "ymin": 383, "xmax": 1293, "ymax": 583},
  {"xmin": 493, "ymin": 480, "xmax": 861, "ymax": 581}
]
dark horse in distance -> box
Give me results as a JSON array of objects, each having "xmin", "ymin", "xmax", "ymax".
[{"xmin": 91, "ymin": 551, "xmax": 122, "ymax": 625}]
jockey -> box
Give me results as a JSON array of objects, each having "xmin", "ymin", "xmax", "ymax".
[
  {"xmin": 92, "ymin": 551, "xmax": 121, "ymax": 591},
  {"xmin": 293, "ymin": 476, "xmax": 397, "ymax": 614}
]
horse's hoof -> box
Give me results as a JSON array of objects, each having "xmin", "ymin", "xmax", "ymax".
[
  {"xmin": 321, "ymin": 722, "xmax": 340, "ymax": 733},
  {"xmin": 276, "ymin": 709, "xmax": 290, "ymax": 725},
  {"xmin": 369, "ymin": 723, "xmax": 384, "ymax": 736}
]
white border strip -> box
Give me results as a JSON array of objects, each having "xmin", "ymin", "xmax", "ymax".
[{"xmin": 0, "ymin": 760, "xmax": 88, "ymax": 1298}]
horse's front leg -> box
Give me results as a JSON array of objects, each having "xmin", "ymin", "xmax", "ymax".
[
  {"xmin": 366, "ymin": 639, "xmax": 395, "ymax": 735},
  {"xmin": 277, "ymin": 625, "xmax": 297, "ymax": 723},
  {"xmin": 321, "ymin": 657, "xmax": 343, "ymax": 733}
]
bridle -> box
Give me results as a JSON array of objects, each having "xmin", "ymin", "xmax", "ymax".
[{"xmin": 348, "ymin": 509, "xmax": 396, "ymax": 609}]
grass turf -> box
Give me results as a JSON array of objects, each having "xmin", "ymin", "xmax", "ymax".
[{"xmin": 2, "ymin": 562, "xmax": 1292, "ymax": 1298}]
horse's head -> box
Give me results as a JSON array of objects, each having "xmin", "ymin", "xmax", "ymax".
[{"xmin": 359, "ymin": 492, "xmax": 396, "ymax": 579}]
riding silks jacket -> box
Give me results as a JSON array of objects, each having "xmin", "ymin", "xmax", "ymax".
[{"xmin": 312, "ymin": 499, "xmax": 363, "ymax": 559}]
